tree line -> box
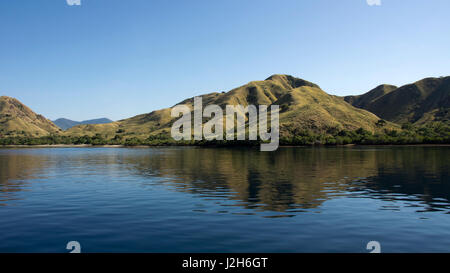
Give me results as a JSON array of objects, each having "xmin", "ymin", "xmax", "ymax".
[{"xmin": 0, "ymin": 122, "xmax": 449, "ymax": 146}]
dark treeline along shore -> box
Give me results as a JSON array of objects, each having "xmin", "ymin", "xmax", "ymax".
[
  {"xmin": 1, "ymin": 124, "xmax": 449, "ymax": 146},
  {"xmin": 1, "ymin": 74, "xmax": 449, "ymax": 146}
]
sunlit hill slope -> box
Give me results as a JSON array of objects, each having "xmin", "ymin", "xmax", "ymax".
[
  {"xmin": 345, "ymin": 77, "xmax": 450, "ymax": 125},
  {"xmin": 64, "ymin": 74, "xmax": 394, "ymax": 140},
  {"xmin": 0, "ymin": 96, "xmax": 61, "ymax": 137}
]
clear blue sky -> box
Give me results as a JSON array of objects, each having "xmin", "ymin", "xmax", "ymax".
[{"xmin": 0, "ymin": 0, "xmax": 449, "ymax": 121}]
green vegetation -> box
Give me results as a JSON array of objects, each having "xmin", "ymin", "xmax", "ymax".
[
  {"xmin": 1, "ymin": 75, "xmax": 449, "ymax": 146},
  {"xmin": 344, "ymin": 84, "xmax": 398, "ymax": 109},
  {"xmin": 62, "ymin": 74, "xmax": 397, "ymax": 140},
  {"xmin": 344, "ymin": 76, "xmax": 450, "ymax": 125},
  {"xmin": 281, "ymin": 122, "xmax": 450, "ymax": 145},
  {"xmin": 1, "ymin": 122, "xmax": 448, "ymax": 146},
  {"xmin": 0, "ymin": 96, "xmax": 61, "ymax": 136}
]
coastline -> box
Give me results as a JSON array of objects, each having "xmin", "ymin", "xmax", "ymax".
[{"xmin": 1, "ymin": 144, "xmax": 449, "ymax": 148}]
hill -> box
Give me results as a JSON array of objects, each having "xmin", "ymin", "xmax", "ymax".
[
  {"xmin": 54, "ymin": 117, "xmax": 113, "ymax": 130},
  {"xmin": 0, "ymin": 96, "xmax": 61, "ymax": 137},
  {"xmin": 344, "ymin": 84, "xmax": 398, "ymax": 109},
  {"xmin": 345, "ymin": 77, "xmax": 450, "ymax": 125},
  {"xmin": 65, "ymin": 74, "xmax": 395, "ymax": 140}
]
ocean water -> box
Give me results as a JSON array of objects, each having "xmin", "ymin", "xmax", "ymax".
[{"xmin": 0, "ymin": 146, "xmax": 449, "ymax": 253}]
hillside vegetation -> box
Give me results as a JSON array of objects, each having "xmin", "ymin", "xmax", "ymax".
[
  {"xmin": 0, "ymin": 96, "xmax": 61, "ymax": 137},
  {"xmin": 1, "ymin": 74, "xmax": 449, "ymax": 146},
  {"xmin": 64, "ymin": 74, "xmax": 396, "ymax": 141},
  {"xmin": 344, "ymin": 84, "xmax": 398, "ymax": 109},
  {"xmin": 345, "ymin": 77, "xmax": 450, "ymax": 125}
]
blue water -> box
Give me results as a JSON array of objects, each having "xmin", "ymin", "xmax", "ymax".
[{"xmin": 0, "ymin": 146, "xmax": 449, "ymax": 253}]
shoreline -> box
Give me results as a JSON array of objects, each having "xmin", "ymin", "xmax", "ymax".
[{"xmin": 1, "ymin": 144, "xmax": 450, "ymax": 148}]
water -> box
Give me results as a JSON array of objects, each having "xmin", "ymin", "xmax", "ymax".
[{"xmin": 0, "ymin": 146, "xmax": 449, "ymax": 253}]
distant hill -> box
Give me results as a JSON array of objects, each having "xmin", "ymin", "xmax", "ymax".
[
  {"xmin": 54, "ymin": 118, "xmax": 113, "ymax": 130},
  {"xmin": 0, "ymin": 96, "xmax": 61, "ymax": 137},
  {"xmin": 344, "ymin": 84, "xmax": 398, "ymax": 109},
  {"xmin": 345, "ymin": 77, "xmax": 450, "ymax": 125},
  {"xmin": 65, "ymin": 74, "xmax": 394, "ymax": 140},
  {"xmin": 53, "ymin": 118, "xmax": 79, "ymax": 130}
]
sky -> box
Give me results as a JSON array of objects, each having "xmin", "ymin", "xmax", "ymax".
[{"xmin": 0, "ymin": 0, "xmax": 449, "ymax": 121}]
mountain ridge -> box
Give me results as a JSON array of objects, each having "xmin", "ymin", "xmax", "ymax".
[
  {"xmin": 2, "ymin": 74, "xmax": 448, "ymax": 141},
  {"xmin": 344, "ymin": 76, "xmax": 450, "ymax": 125},
  {"xmin": 65, "ymin": 74, "xmax": 395, "ymax": 140},
  {"xmin": 344, "ymin": 84, "xmax": 398, "ymax": 109},
  {"xmin": 53, "ymin": 118, "xmax": 113, "ymax": 130}
]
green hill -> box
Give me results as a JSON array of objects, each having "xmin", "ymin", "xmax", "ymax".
[
  {"xmin": 65, "ymin": 74, "xmax": 395, "ymax": 140},
  {"xmin": 0, "ymin": 96, "xmax": 61, "ymax": 137},
  {"xmin": 344, "ymin": 84, "xmax": 398, "ymax": 109},
  {"xmin": 345, "ymin": 77, "xmax": 450, "ymax": 125},
  {"xmin": 2, "ymin": 74, "xmax": 448, "ymax": 146}
]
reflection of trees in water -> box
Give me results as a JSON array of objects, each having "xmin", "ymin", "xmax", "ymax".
[
  {"xmin": 346, "ymin": 147, "xmax": 450, "ymax": 212},
  {"xmin": 129, "ymin": 147, "xmax": 450, "ymax": 212},
  {"xmin": 128, "ymin": 147, "xmax": 378, "ymax": 211},
  {"xmin": 0, "ymin": 147, "xmax": 449, "ymax": 213}
]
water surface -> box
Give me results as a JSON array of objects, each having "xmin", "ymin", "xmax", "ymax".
[{"xmin": 0, "ymin": 146, "xmax": 449, "ymax": 252}]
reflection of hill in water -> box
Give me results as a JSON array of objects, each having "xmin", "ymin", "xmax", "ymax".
[
  {"xmin": 346, "ymin": 147, "xmax": 450, "ymax": 212},
  {"xmin": 0, "ymin": 147, "xmax": 448, "ymax": 212},
  {"xmin": 129, "ymin": 148, "xmax": 379, "ymax": 211},
  {"xmin": 0, "ymin": 150, "xmax": 50, "ymax": 203},
  {"xmin": 128, "ymin": 147, "xmax": 450, "ymax": 212}
]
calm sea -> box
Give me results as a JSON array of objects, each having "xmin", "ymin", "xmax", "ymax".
[{"xmin": 0, "ymin": 146, "xmax": 449, "ymax": 252}]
